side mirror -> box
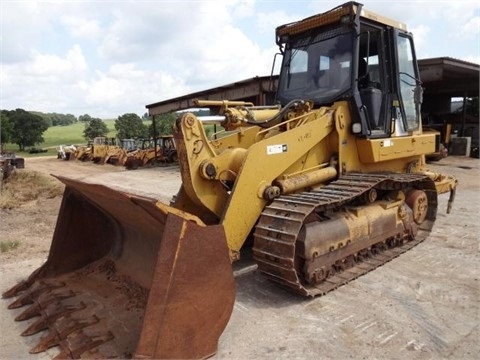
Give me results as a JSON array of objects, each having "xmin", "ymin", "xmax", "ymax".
[{"xmin": 414, "ymin": 84, "xmax": 423, "ymax": 105}]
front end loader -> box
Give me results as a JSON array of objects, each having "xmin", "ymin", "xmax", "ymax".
[
  {"xmin": 4, "ymin": 2, "xmax": 457, "ymax": 359},
  {"xmin": 3, "ymin": 177, "xmax": 235, "ymax": 359}
]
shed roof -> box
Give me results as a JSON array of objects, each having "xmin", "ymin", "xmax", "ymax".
[
  {"xmin": 418, "ymin": 57, "xmax": 479, "ymax": 97},
  {"xmin": 146, "ymin": 76, "xmax": 276, "ymax": 116},
  {"xmin": 146, "ymin": 57, "xmax": 479, "ymax": 115}
]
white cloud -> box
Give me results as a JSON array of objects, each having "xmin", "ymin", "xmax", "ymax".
[
  {"xmin": 409, "ymin": 24, "xmax": 431, "ymax": 58},
  {"xmin": 1, "ymin": 0, "xmax": 478, "ymax": 118},
  {"xmin": 60, "ymin": 15, "xmax": 102, "ymax": 41},
  {"xmin": 1, "ymin": 2, "xmax": 53, "ymax": 63},
  {"xmin": 231, "ymin": 0, "xmax": 256, "ymax": 18},
  {"xmin": 1, "ymin": 45, "xmax": 89, "ymax": 113},
  {"xmin": 97, "ymin": 4, "xmax": 198, "ymax": 63},
  {"xmin": 26, "ymin": 45, "xmax": 87, "ymax": 76},
  {"xmin": 85, "ymin": 76, "xmax": 125, "ymax": 105},
  {"xmin": 256, "ymin": 9, "xmax": 296, "ymax": 35},
  {"xmin": 460, "ymin": 16, "xmax": 480, "ymax": 37},
  {"xmin": 95, "ymin": 1, "xmax": 277, "ymax": 89},
  {"xmin": 80, "ymin": 63, "xmax": 190, "ymax": 117}
]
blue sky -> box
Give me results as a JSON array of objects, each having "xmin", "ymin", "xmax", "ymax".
[{"xmin": 1, "ymin": 0, "xmax": 479, "ymax": 118}]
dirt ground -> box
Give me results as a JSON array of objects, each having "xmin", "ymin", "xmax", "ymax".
[
  {"xmin": 0, "ymin": 155, "xmax": 479, "ymax": 359},
  {"xmin": 0, "ymin": 157, "xmax": 180, "ymax": 265}
]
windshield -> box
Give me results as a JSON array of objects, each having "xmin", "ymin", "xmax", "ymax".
[{"xmin": 276, "ymin": 29, "xmax": 354, "ymax": 106}]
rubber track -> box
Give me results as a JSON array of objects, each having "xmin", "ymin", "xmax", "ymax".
[{"xmin": 253, "ymin": 173, "xmax": 437, "ymax": 297}]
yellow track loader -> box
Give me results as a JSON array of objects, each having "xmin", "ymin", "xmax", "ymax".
[
  {"xmin": 4, "ymin": 2, "xmax": 457, "ymax": 359},
  {"xmin": 124, "ymin": 136, "xmax": 177, "ymax": 170}
]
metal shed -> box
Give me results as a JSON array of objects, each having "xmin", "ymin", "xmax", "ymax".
[
  {"xmin": 146, "ymin": 57, "xmax": 478, "ymax": 118},
  {"xmin": 146, "ymin": 76, "xmax": 278, "ymax": 116}
]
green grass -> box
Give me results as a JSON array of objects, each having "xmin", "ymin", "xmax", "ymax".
[
  {"xmin": 3, "ymin": 119, "xmax": 117, "ymax": 157},
  {"xmin": 42, "ymin": 121, "xmax": 117, "ymax": 147},
  {"xmin": 0, "ymin": 240, "xmax": 20, "ymax": 253}
]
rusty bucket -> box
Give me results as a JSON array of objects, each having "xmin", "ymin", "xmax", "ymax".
[{"xmin": 3, "ymin": 176, "xmax": 235, "ymax": 359}]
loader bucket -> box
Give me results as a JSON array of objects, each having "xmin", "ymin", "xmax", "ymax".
[{"xmin": 3, "ymin": 176, "xmax": 235, "ymax": 359}]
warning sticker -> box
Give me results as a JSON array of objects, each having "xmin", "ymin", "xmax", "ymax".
[
  {"xmin": 383, "ymin": 139, "xmax": 393, "ymax": 147},
  {"xmin": 267, "ymin": 144, "xmax": 288, "ymax": 155}
]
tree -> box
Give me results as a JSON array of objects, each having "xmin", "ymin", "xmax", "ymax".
[
  {"xmin": 149, "ymin": 112, "xmax": 176, "ymax": 137},
  {"xmin": 31, "ymin": 111, "xmax": 78, "ymax": 126},
  {"xmin": 8, "ymin": 109, "xmax": 49, "ymax": 151},
  {"xmin": 79, "ymin": 114, "xmax": 93, "ymax": 123},
  {"xmin": 1, "ymin": 110, "xmax": 14, "ymax": 151},
  {"xmin": 83, "ymin": 118, "xmax": 109, "ymax": 140},
  {"xmin": 50, "ymin": 112, "xmax": 77, "ymax": 126},
  {"xmin": 115, "ymin": 113, "xmax": 147, "ymax": 139}
]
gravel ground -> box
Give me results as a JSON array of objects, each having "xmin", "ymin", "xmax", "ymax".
[{"xmin": 0, "ymin": 155, "xmax": 478, "ymax": 359}]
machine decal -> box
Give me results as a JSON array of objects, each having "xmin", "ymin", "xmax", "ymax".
[{"xmin": 267, "ymin": 144, "xmax": 288, "ymax": 155}]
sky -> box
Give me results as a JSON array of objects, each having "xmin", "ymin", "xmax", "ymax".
[{"xmin": 1, "ymin": 0, "xmax": 479, "ymax": 119}]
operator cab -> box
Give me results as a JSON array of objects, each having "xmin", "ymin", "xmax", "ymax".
[{"xmin": 275, "ymin": 1, "xmax": 423, "ymax": 138}]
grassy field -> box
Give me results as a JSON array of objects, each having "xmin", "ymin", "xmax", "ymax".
[
  {"xmin": 41, "ymin": 120, "xmax": 117, "ymax": 148},
  {"xmin": 3, "ymin": 117, "xmax": 212, "ymax": 158},
  {"xmin": 3, "ymin": 120, "xmax": 117, "ymax": 157}
]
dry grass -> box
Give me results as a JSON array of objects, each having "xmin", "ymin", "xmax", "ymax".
[
  {"xmin": 0, "ymin": 240, "xmax": 20, "ymax": 253},
  {"xmin": 0, "ymin": 170, "xmax": 64, "ymax": 209}
]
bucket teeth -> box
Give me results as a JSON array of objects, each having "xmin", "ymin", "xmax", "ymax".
[
  {"xmin": 8, "ymin": 280, "xmax": 66, "ymax": 309},
  {"xmin": 2, "ymin": 280, "xmax": 30, "ymax": 299},
  {"xmin": 15, "ymin": 302, "xmax": 41, "ymax": 322},
  {"xmin": 54, "ymin": 330, "xmax": 114, "ymax": 360},
  {"xmin": 15, "ymin": 289, "xmax": 76, "ymax": 321},
  {"xmin": 21, "ymin": 301, "xmax": 86, "ymax": 336},
  {"xmin": 30, "ymin": 315, "xmax": 100, "ymax": 354}
]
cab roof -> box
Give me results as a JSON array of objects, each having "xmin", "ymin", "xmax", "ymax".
[{"xmin": 276, "ymin": 2, "xmax": 407, "ymax": 44}]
